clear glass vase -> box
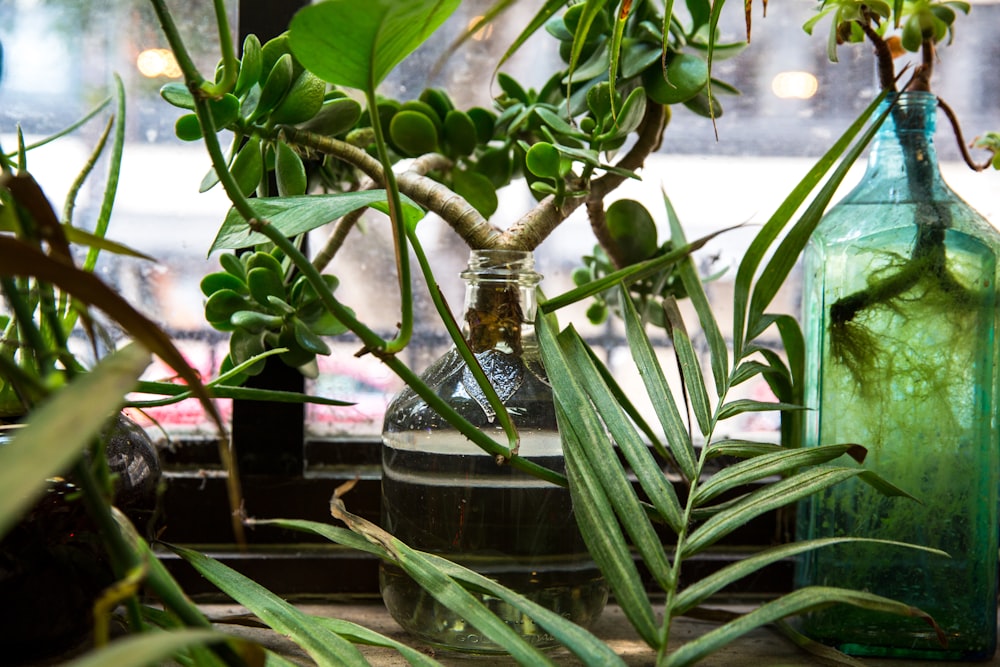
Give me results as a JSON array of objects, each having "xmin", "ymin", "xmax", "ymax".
[
  {"xmin": 380, "ymin": 249, "xmax": 607, "ymax": 653},
  {"xmin": 795, "ymin": 92, "xmax": 1000, "ymax": 659}
]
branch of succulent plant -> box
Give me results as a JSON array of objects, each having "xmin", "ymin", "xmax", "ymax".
[
  {"xmin": 857, "ymin": 8, "xmax": 897, "ymax": 92},
  {"xmin": 284, "ymin": 101, "xmax": 667, "ymax": 257}
]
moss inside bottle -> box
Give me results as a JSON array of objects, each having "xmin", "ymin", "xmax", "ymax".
[
  {"xmin": 380, "ymin": 249, "xmax": 607, "ymax": 653},
  {"xmin": 795, "ymin": 91, "xmax": 1000, "ymax": 659}
]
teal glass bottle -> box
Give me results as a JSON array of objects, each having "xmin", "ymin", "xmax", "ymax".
[
  {"xmin": 380, "ymin": 249, "xmax": 607, "ymax": 653},
  {"xmin": 795, "ymin": 91, "xmax": 1000, "ymax": 659}
]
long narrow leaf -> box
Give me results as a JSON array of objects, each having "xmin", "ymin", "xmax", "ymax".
[
  {"xmin": 557, "ymin": 326, "xmax": 679, "ymax": 584},
  {"xmin": 746, "ymin": 101, "xmax": 893, "ymax": 335},
  {"xmin": 665, "ymin": 191, "xmax": 729, "ymax": 395},
  {"xmin": 259, "ymin": 517, "xmax": 625, "ymax": 666},
  {"xmin": 732, "ymin": 93, "xmax": 887, "ymax": 358},
  {"xmin": 559, "ymin": 326, "xmax": 684, "ymax": 537},
  {"xmin": 683, "ymin": 466, "xmax": 913, "ymax": 557},
  {"xmin": 619, "ymin": 285, "xmax": 698, "ymax": 479},
  {"xmin": 0, "ymin": 343, "xmax": 150, "ymax": 540},
  {"xmin": 558, "ymin": 403, "xmax": 661, "ymax": 649},
  {"xmin": 311, "ymin": 617, "xmax": 442, "ymax": 667},
  {"xmin": 64, "ymin": 630, "xmax": 242, "ymax": 667},
  {"xmin": 666, "ymin": 586, "xmax": 944, "ymax": 667},
  {"xmin": 169, "ymin": 545, "xmax": 372, "ymax": 667},
  {"xmin": 673, "ymin": 537, "xmax": 948, "ymax": 616},
  {"xmin": 663, "ymin": 296, "xmax": 712, "ymax": 437},
  {"xmin": 692, "ymin": 443, "xmax": 867, "ymax": 506}
]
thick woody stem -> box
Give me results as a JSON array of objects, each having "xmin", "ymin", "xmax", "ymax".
[
  {"xmin": 497, "ymin": 102, "xmax": 667, "ymax": 252},
  {"xmin": 284, "ymin": 101, "xmax": 666, "ymax": 255},
  {"xmin": 858, "ymin": 13, "xmax": 897, "ymax": 91},
  {"xmin": 280, "ymin": 127, "xmax": 502, "ymax": 249}
]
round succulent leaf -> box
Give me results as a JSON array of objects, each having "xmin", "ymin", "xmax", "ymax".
[
  {"xmin": 246, "ymin": 250, "xmax": 284, "ymax": 276},
  {"xmin": 497, "ymin": 72, "xmax": 529, "ymax": 104},
  {"xmin": 606, "ymin": 198, "xmax": 658, "ymax": 264},
  {"xmin": 266, "ymin": 295, "xmax": 297, "ymax": 315},
  {"xmin": 525, "ymin": 142, "xmax": 562, "ymax": 179},
  {"xmin": 230, "ymin": 136, "xmax": 264, "ymax": 197},
  {"xmin": 234, "ymin": 34, "xmax": 263, "ymax": 97},
  {"xmin": 297, "ymin": 97, "xmax": 363, "ymax": 136},
  {"xmin": 230, "ymin": 329, "xmax": 268, "ymax": 374},
  {"xmin": 292, "ymin": 273, "xmax": 340, "ymax": 305},
  {"xmin": 400, "ymin": 100, "xmax": 443, "ymax": 131},
  {"xmin": 643, "ymin": 54, "xmax": 708, "ymax": 105},
  {"xmin": 277, "ymin": 327, "xmax": 316, "ymax": 368},
  {"xmin": 230, "ymin": 309, "xmax": 284, "ymax": 333},
  {"xmin": 474, "ymin": 147, "xmax": 513, "ymax": 188},
  {"xmin": 595, "ymin": 87, "xmax": 647, "ymax": 142},
  {"xmin": 174, "ymin": 114, "xmax": 203, "ymax": 142},
  {"xmin": 683, "ymin": 89, "xmax": 723, "ymax": 118},
  {"xmin": 270, "ymin": 70, "xmax": 326, "ymax": 125},
  {"xmin": 260, "ymin": 33, "xmax": 298, "ymax": 82},
  {"xmin": 200, "ymin": 271, "xmax": 247, "ymax": 297},
  {"xmin": 442, "ymin": 110, "xmax": 478, "ymax": 157},
  {"xmin": 247, "ymin": 266, "xmax": 287, "ymax": 307},
  {"xmin": 160, "ymin": 82, "xmax": 195, "ymax": 110},
  {"xmin": 419, "ymin": 87, "xmax": 454, "ymax": 120},
  {"xmin": 563, "ymin": 3, "xmax": 610, "ymax": 42},
  {"xmin": 452, "ymin": 169, "xmax": 498, "ymax": 218},
  {"xmin": 571, "ymin": 266, "xmax": 592, "ymax": 286},
  {"xmin": 586, "ymin": 301, "xmax": 608, "ymax": 324},
  {"xmin": 275, "ymin": 141, "xmax": 308, "ymax": 196},
  {"xmin": 209, "ymin": 93, "xmax": 242, "ymax": 129},
  {"xmin": 205, "ymin": 289, "xmax": 249, "ymax": 328},
  {"xmin": 620, "ymin": 38, "xmax": 662, "ymax": 79},
  {"xmin": 253, "ymin": 53, "xmax": 295, "ymax": 121},
  {"xmin": 389, "ymin": 110, "xmax": 439, "ymax": 157},
  {"xmin": 299, "ymin": 306, "xmax": 350, "ymax": 337},
  {"xmin": 466, "ymin": 107, "xmax": 496, "ymax": 143},
  {"xmin": 220, "ymin": 252, "xmax": 246, "ymax": 279},
  {"xmin": 586, "ymin": 82, "xmax": 615, "ymax": 121},
  {"xmin": 292, "ymin": 317, "xmax": 332, "ymax": 356}
]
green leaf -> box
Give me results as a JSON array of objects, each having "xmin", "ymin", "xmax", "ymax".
[
  {"xmin": 0, "ymin": 237, "xmax": 222, "ymax": 430},
  {"xmin": 606, "ymin": 199, "xmax": 657, "ymax": 264},
  {"xmin": 716, "ymin": 398, "xmax": 805, "ymax": 421},
  {"xmin": 389, "ymin": 109, "xmax": 439, "ymax": 156},
  {"xmin": 525, "ymin": 142, "xmax": 562, "ymax": 179},
  {"xmin": 663, "ymin": 296, "xmax": 712, "ymax": 436},
  {"xmin": 442, "ymin": 109, "xmax": 478, "ymax": 157},
  {"xmin": 297, "ymin": 97, "xmax": 364, "ymax": 136},
  {"xmin": 672, "ymin": 537, "xmax": 948, "ymax": 616},
  {"xmin": 274, "ymin": 141, "xmax": 307, "ymax": 197},
  {"xmin": 732, "ymin": 93, "xmax": 887, "ymax": 358},
  {"xmin": 246, "ymin": 266, "xmax": 286, "ymax": 307},
  {"xmin": 556, "ymin": 402, "xmax": 661, "ymax": 648},
  {"xmin": 63, "ymin": 630, "xmax": 240, "ymax": 667},
  {"xmin": 666, "ymin": 587, "xmax": 944, "ymax": 667},
  {"xmin": 234, "ymin": 34, "xmax": 263, "ymax": 98},
  {"xmin": 683, "ymin": 466, "xmax": 914, "ymax": 557},
  {"xmin": 664, "ymin": 192, "xmax": 728, "ymax": 394},
  {"xmin": 452, "ymin": 169, "xmax": 498, "ymax": 218},
  {"xmin": 0, "ymin": 344, "xmax": 150, "ymax": 540},
  {"xmin": 210, "ymin": 190, "xmax": 408, "ymax": 252},
  {"xmin": 644, "ymin": 53, "xmax": 709, "ymax": 105},
  {"xmin": 692, "ymin": 444, "xmax": 868, "ymax": 506},
  {"xmin": 288, "ymin": 0, "xmax": 461, "ymax": 91},
  {"xmin": 558, "ymin": 326, "xmax": 685, "ymax": 540},
  {"xmin": 169, "ymin": 545, "xmax": 372, "ymax": 667},
  {"xmin": 230, "ymin": 136, "xmax": 263, "ymax": 197},
  {"xmin": 619, "ymin": 285, "xmax": 698, "ymax": 480}
]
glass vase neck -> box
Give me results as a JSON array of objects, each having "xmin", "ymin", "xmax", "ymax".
[{"xmin": 460, "ymin": 249, "xmax": 541, "ymax": 355}]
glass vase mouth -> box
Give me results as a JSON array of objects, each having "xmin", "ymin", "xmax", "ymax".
[
  {"xmin": 878, "ymin": 91, "xmax": 938, "ymax": 133},
  {"xmin": 461, "ymin": 249, "xmax": 541, "ymax": 285}
]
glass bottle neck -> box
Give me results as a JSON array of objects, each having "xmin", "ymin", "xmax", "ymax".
[
  {"xmin": 460, "ymin": 250, "xmax": 540, "ymax": 355},
  {"xmin": 862, "ymin": 91, "xmax": 944, "ymax": 197}
]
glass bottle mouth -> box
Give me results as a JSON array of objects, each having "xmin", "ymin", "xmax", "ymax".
[{"xmin": 461, "ymin": 249, "xmax": 541, "ymax": 286}]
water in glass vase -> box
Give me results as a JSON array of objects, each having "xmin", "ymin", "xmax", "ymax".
[{"xmin": 380, "ymin": 250, "xmax": 607, "ymax": 653}]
